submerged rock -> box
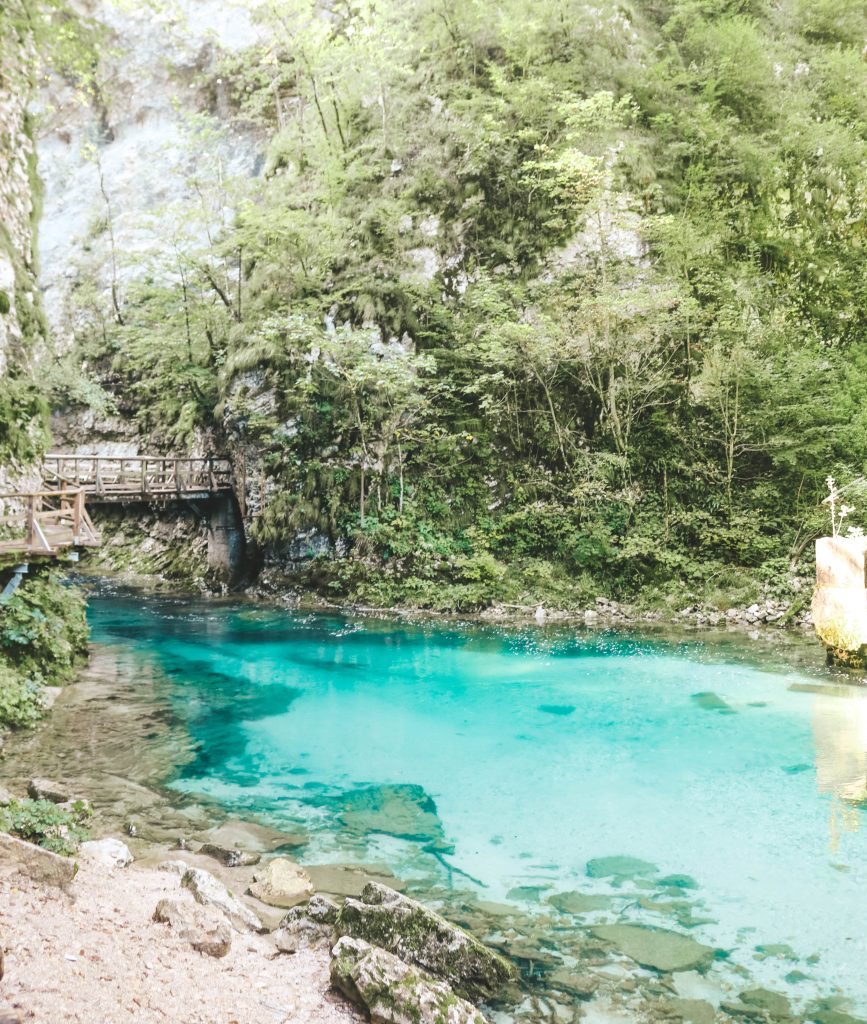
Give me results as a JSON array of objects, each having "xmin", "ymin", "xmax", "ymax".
[
  {"xmin": 79, "ymin": 838, "xmax": 134, "ymax": 869},
  {"xmin": 199, "ymin": 842, "xmax": 261, "ymax": 868},
  {"xmin": 691, "ymin": 692, "xmax": 736, "ymax": 714},
  {"xmin": 181, "ymin": 866, "xmax": 262, "ymax": 932},
  {"xmin": 27, "ymin": 778, "xmax": 72, "ymax": 803},
  {"xmin": 547, "ymin": 891, "xmax": 614, "ymax": 915},
  {"xmin": 738, "ymin": 988, "xmax": 792, "ymax": 1018},
  {"xmin": 338, "ymin": 783, "xmax": 446, "ymax": 845},
  {"xmin": 0, "ymin": 832, "xmax": 77, "ymax": 889},
  {"xmin": 335, "ymin": 881, "xmax": 514, "ymax": 1001},
  {"xmin": 153, "ymin": 897, "xmax": 232, "ymax": 958},
  {"xmin": 591, "ymin": 924, "xmax": 715, "ymax": 973},
  {"xmin": 249, "ymin": 857, "xmax": 313, "ymax": 908},
  {"xmin": 192, "ymin": 818, "xmax": 307, "ymax": 853},
  {"xmin": 307, "ymin": 862, "xmax": 405, "ymax": 898},
  {"xmin": 546, "ymin": 968, "xmax": 600, "ymax": 999},
  {"xmin": 330, "ymin": 936, "xmax": 486, "ymax": 1024},
  {"xmin": 668, "ymin": 997, "xmax": 717, "ymax": 1024},
  {"xmin": 586, "ymin": 856, "xmax": 658, "ymax": 880}
]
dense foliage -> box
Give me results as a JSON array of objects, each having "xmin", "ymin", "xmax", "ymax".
[
  {"xmin": 67, "ymin": 0, "xmax": 867, "ymax": 610},
  {"xmin": 0, "ymin": 572, "xmax": 89, "ymax": 729}
]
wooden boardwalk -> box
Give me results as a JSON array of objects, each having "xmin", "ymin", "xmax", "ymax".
[
  {"xmin": 42, "ymin": 454, "xmax": 233, "ymax": 501},
  {"xmin": 0, "ymin": 489, "xmax": 100, "ymax": 561}
]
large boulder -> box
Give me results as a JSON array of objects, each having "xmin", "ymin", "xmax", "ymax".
[
  {"xmin": 181, "ymin": 866, "xmax": 262, "ymax": 932},
  {"xmin": 248, "ymin": 857, "xmax": 313, "ymax": 909},
  {"xmin": 79, "ymin": 838, "xmax": 134, "ymax": 869},
  {"xmin": 335, "ymin": 882, "xmax": 514, "ymax": 1001},
  {"xmin": 273, "ymin": 894, "xmax": 338, "ymax": 954},
  {"xmin": 0, "ymin": 832, "xmax": 77, "ymax": 889},
  {"xmin": 153, "ymin": 898, "xmax": 232, "ymax": 958},
  {"xmin": 331, "ymin": 936, "xmax": 486, "ymax": 1024}
]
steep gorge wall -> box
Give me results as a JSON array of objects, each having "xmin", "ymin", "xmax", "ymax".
[{"xmin": 0, "ymin": 1, "xmax": 44, "ymax": 379}]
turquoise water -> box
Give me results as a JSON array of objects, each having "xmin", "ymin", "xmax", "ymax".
[{"xmin": 87, "ymin": 592, "xmax": 867, "ymax": 1013}]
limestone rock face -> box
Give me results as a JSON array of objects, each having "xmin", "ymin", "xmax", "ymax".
[
  {"xmin": 330, "ymin": 936, "xmax": 486, "ymax": 1024},
  {"xmin": 79, "ymin": 838, "xmax": 134, "ymax": 869},
  {"xmin": 153, "ymin": 897, "xmax": 232, "ymax": 958},
  {"xmin": 335, "ymin": 881, "xmax": 514, "ymax": 1001},
  {"xmin": 0, "ymin": 831, "xmax": 77, "ymax": 889},
  {"xmin": 181, "ymin": 866, "xmax": 262, "ymax": 932},
  {"xmin": 812, "ymin": 536, "xmax": 867, "ymax": 662},
  {"xmin": 248, "ymin": 857, "xmax": 313, "ymax": 909}
]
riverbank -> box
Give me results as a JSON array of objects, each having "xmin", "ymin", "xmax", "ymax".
[
  {"xmin": 3, "ymin": 582, "xmax": 866, "ymax": 1024},
  {"xmin": 0, "ymin": 853, "xmax": 360, "ymax": 1024}
]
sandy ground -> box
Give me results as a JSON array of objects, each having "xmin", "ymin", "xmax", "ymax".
[{"xmin": 0, "ymin": 856, "xmax": 363, "ymax": 1024}]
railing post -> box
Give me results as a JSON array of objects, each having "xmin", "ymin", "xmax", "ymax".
[
  {"xmin": 26, "ymin": 495, "xmax": 36, "ymax": 552},
  {"xmin": 73, "ymin": 490, "xmax": 82, "ymax": 542}
]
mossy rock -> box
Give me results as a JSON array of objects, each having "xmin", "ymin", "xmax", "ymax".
[
  {"xmin": 335, "ymin": 881, "xmax": 515, "ymax": 1001},
  {"xmin": 0, "ymin": 291, "xmax": 10, "ymax": 315},
  {"xmin": 330, "ymin": 935, "xmax": 486, "ymax": 1024}
]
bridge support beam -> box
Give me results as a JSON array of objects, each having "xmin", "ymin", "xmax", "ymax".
[{"xmin": 207, "ymin": 492, "xmax": 246, "ymax": 585}]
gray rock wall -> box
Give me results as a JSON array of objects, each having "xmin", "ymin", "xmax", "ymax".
[{"xmin": 0, "ymin": 1, "xmax": 43, "ymax": 375}]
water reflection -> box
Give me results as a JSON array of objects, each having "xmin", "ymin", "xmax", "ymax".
[{"xmin": 812, "ymin": 687, "xmax": 867, "ymax": 847}]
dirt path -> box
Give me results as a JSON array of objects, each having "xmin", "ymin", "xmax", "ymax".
[{"xmin": 0, "ymin": 856, "xmax": 362, "ymax": 1024}]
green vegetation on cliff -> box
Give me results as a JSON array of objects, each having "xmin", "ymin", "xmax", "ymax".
[
  {"xmin": 0, "ymin": 571, "xmax": 88, "ymax": 729},
  {"xmin": 63, "ymin": 0, "xmax": 867, "ymax": 609}
]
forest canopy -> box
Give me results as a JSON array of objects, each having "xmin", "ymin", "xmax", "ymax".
[{"xmin": 56, "ymin": 0, "xmax": 867, "ymax": 611}]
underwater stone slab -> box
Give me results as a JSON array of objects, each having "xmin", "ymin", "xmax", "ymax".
[
  {"xmin": 307, "ymin": 862, "xmax": 406, "ymax": 898},
  {"xmin": 591, "ymin": 925, "xmax": 715, "ymax": 973},
  {"xmin": 335, "ymin": 881, "xmax": 514, "ymax": 1001},
  {"xmin": 547, "ymin": 891, "xmax": 615, "ymax": 915},
  {"xmin": 27, "ymin": 777, "xmax": 73, "ymax": 803},
  {"xmin": 192, "ymin": 818, "xmax": 307, "ymax": 853},
  {"xmin": 337, "ymin": 784, "xmax": 447, "ymax": 845},
  {"xmin": 586, "ymin": 856, "xmax": 658, "ymax": 880},
  {"xmin": 330, "ymin": 936, "xmax": 486, "ymax": 1024},
  {"xmin": 199, "ymin": 842, "xmax": 261, "ymax": 868}
]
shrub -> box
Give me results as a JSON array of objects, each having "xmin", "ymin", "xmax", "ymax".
[
  {"xmin": 0, "ymin": 662, "xmax": 44, "ymax": 729},
  {"xmin": 0, "ymin": 798, "xmax": 91, "ymax": 856}
]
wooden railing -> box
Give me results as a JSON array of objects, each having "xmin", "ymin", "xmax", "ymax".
[
  {"xmin": 0, "ymin": 489, "xmax": 100, "ymax": 558},
  {"xmin": 42, "ymin": 454, "xmax": 233, "ymax": 501}
]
